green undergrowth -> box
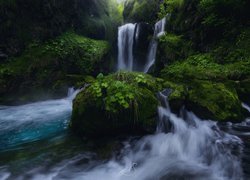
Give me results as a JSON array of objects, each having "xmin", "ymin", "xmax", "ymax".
[{"xmin": 0, "ymin": 32, "xmax": 110, "ymax": 104}]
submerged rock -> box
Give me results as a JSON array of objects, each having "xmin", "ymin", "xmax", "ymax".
[{"xmin": 71, "ymin": 71, "xmax": 164, "ymax": 137}]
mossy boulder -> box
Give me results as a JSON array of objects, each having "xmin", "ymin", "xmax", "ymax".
[
  {"xmin": 162, "ymin": 79, "xmax": 245, "ymax": 121},
  {"xmin": 0, "ymin": 32, "xmax": 110, "ymax": 104},
  {"xmin": 71, "ymin": 71, "xmax": 164, "ymax": 137},
  {"xmin": 160, "ymin": 51, "xmax": 249, "ymax": 122}
]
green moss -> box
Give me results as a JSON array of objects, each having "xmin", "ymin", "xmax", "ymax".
[
  {"xmin": 0, "ymin": 32, "xmax": 110, "ymax": 104},
  {"xmin": 71, "ymin": 71, "xmax": 164, "ymax": 137},
  {"xmin": 161, "ymin": 79, "xmax": 244, "ymax": 121},
  {"xmin": 187, "ymin": 80, "xmax": 243, "ymax": 121}
]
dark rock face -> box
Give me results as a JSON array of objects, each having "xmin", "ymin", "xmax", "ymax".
[{"xmin": 133, "ymin": 22, "xmax": 154, "ymax": 71}]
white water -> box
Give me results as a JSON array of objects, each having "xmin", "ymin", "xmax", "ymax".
[
  {"xmin": 117, "ymin": 23, "xmax": 136, "ymax": 71},
  {"xmin": 21, "ymin": 90, "xmax": 244, "ymax": 180},
  {"xmin": 144, "ymin": 17, "xmax": 166, "ymax": 73},
  {"xmin": 242, "ymin": 102, "xmax": 250, "ymax": 113}
]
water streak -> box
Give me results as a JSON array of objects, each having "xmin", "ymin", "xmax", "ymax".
[
  {"xmin": 144, "ymin": 17, "xmax": 166, "ymax": 73},
  {"xmin": 242, "ymin": 102, "xmax": 250, "ymax": 113},
  {"xmin": 117, "ymin": 23, "xmax": 136, "ymax": 71}
]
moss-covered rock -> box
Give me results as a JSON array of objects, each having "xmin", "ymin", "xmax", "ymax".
[
  {"xmin": 0, "ymin": 32, "xmax": 110, "ymax": 104},
  {"xmin": 162, "ymin": 79, "xmax": 245, "ymax": 121},
  {"xmin": 71, "ymin": 71, "xmax": 164, "ymax": 137}
]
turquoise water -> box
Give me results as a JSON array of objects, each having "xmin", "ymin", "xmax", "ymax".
[{"xmin": 0, "ymin": 94, "xmax": 74, "ymax": 152}]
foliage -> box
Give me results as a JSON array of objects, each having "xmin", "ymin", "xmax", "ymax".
[
  {"xmin": 158, "ymin": 0, "xmax": 184, "ymax": 19},
  {"xmin": 87, "ymin": 71, "xmax": 163, "ymax": 113},
  {"xmin": 0, "ymin": 32, "xmax": 110, "ymax": 104},
  {"xmin": 161, "ymin": 53, "xmax": 250, "ymax": 81}
]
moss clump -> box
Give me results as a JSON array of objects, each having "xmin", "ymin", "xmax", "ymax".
[
  {"xmin": 0, "ymin": 32, "xmax": 110, "ymax": 104},
  {"xmin": 158, "ymin": 0, "xmax": 184, "ymax": 19},
  {"xmin": 71, "ymin": 71, "xmax": 164, "ymax": 137}
]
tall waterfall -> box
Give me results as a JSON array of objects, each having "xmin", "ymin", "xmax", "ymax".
[
  {"xmin": 117, "ymin": 23, "xmax": 136, "ymax": 71},
  {"xmin": 144, "ymin": 17, "xmax": 166, "ymax": 73},
  {"xmin": 117, "ymin": 18, "xmax": 166, "ymax": 72}
]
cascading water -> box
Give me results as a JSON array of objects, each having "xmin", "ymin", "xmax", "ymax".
[
  {"xmin": 15, "ymin": 90, "xmax": 245, "ymax": 180},
  {"xmin": 117, "ymin": 23, "xmax": 136, "ymax": 71},
  {"xmin": 144, "ymin": 17, "xmax": 166, "ymax": 73}
]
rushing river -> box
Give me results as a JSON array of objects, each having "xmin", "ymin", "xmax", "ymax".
[{"xmin": 0, "ymin": 89, "xmax": 249, "ymax": 180}]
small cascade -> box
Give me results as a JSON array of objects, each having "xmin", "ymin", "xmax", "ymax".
[
  {"xmin": 144, "ymin": 17, "xmax": 166, "ymax": 73},
  {"xmin": 117, "ymin": 23, "xmax": 136, "ymax": 71},
  {"xmin": 45, "ymin": 89, "xmax": 243, "ymax": 180}
]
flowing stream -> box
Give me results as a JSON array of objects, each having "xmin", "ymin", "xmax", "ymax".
[{"xmin": 0, "ymin": 89, "xmax": 249, "ymax": 180}]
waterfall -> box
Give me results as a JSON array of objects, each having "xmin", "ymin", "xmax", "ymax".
[
  {"xmin": 117, "ymin": 23, "xmax": 136, "ymax": 71},
  {"xmin": 117, "ymin": 18, "xmax": 166, "ymax": 73},
  {"xmin": 144, "ymin": 17, "xmax": 166, "ymax": 73}
]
